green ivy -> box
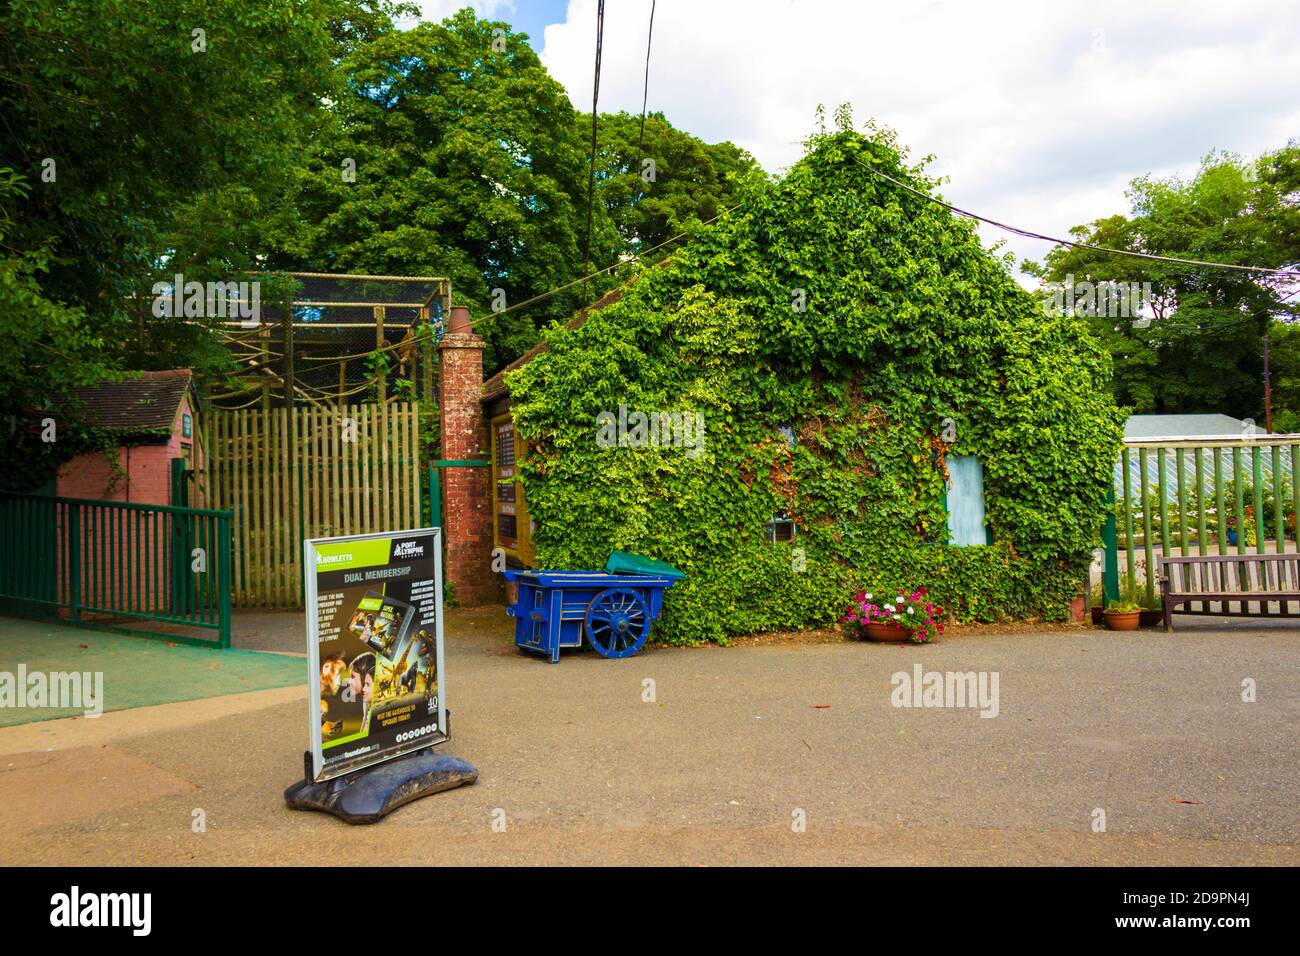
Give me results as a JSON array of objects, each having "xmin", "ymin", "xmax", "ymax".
[{"xmin": 507, "ymin": 121, "xmax": 1125, "ymax": 644}]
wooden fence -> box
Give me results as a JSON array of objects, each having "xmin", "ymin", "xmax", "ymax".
[
  {"xmin": 1106, "ymin": 436, "xmax": 1300, "ymax": 607},
  {"xmin": 205, "ymin": 403, "xmax": 422, "ymax": 607}
]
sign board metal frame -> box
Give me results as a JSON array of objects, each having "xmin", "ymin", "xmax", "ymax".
[{"xmin": 304, "ymin": 527, "xmax": 447, "ymax": 782}]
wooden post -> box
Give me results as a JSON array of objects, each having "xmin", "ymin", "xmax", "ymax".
[
  {"xmin": 420, "ymin": 305, "xmax": 433, "ymax": 406},
  {"xmin": 282, "ymin": 308, "xmax": 295, "ymax": 410},
  {"xmin": 339, "ymin": 360, "xmax": 347, "ymax": 407},
  {"xmin": 375, "ymin": 305, "xmax": 387, "ymax": 404},
  {"xmin": 1263, "ymin": 333, "xmax": 1273, "ymax": 434},
  {"xmin": 259, "ymin": 324, "xmax": 271, "ymax": 411},
  {"xmin": 1102, "ymin": 490, "xmax": 1119, "ymax": 606}
]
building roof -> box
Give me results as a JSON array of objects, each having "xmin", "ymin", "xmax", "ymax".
[
  {"xmin": 480, "ymin": 279, "xmax": 637, "ymax": 402},
  {"xmin": 73, "ymin": 369, "xmax": 194, "ymax": 437},
  {"xmin": 1123, "ymin": 413, "xmax": 1267, "ymax": 440}
]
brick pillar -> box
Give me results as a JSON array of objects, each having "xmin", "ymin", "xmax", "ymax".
[{"xmin": 438, "ymin": 307, "xmax": 496, "ymax": 606}]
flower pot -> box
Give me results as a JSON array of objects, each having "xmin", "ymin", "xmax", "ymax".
[
  {"xmin": 1227, "ymin": 529, "xmax": 1238, "ymax": 546},
  {"xmin": 1139, "ymin": 609, "xmax": 1163, "ymax": 627},
  {"xmin": 1103, "ymin": 610, "xmax": 1141, "ymax": 631},
  {"xmin": 1091, "ymin": 605, "xmax": 1104, "ymax": 625},
  {"xmin": 864, "ymin": 622, "xmax": 913, "ymax": 642}
]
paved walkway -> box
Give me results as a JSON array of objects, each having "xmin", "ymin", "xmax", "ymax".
[
  {"xmin": 0, "ymin": 617, "xmax": 302, "ymax": 726},
  {"xmin": 0, "ymin": 607, "xmax": 1296, "ymax": 865}
]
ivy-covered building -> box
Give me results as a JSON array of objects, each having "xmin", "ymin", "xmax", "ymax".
[{"xmin": 438, "ymin": 126, "xmax": 1124, "ymax": 642}]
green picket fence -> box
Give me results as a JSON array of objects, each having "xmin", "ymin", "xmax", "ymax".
[
  {"xmin": 0, "ymin": 491, "xmax": 233, "ymax": 647},
  {"xmin": 1106, "ymin": 438, "xmax": 1300, "ymax": 608}
]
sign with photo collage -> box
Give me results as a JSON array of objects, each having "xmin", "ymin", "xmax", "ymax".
[{"xmin": 304, "ymin": 529, "xmax": 446, "ymax": 781}]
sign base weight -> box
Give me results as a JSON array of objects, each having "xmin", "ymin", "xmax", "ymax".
[{"xmin": 285, "ymin": 748, "xmax": 477, "ymax": 825}]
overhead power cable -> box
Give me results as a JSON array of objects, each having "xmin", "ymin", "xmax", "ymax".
[
  {"xmin": 469, "ymin": 201, "xmax": 745, "ymax": 333},
  {"xmin": 850, "ymin": 156, "xmax": 1300, "ymax": 279},
  {"xmin": 583, "ymin": 0, "xmax": 606, "ymax": 300},
  {"xmin": 637, "ymin": 0, "xmax": 657, "ymax": 152}
]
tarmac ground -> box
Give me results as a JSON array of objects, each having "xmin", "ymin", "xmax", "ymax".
[{"xmin": 0, "ymin": 606, "xmax": 1295, "ymax": 865}]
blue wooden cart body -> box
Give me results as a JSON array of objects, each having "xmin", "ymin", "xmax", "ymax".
[{"xmin": 503, "ymin": 570, "xmax": 677, "ymax": 663}]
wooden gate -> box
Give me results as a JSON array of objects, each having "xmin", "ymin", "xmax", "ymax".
[
  {"xmin": 1103, "ymin": 436, "xmax": 1300, "ymax": 609},
  {"xmin": 206, "ymin": 403, "xmax": 421, "ymax": 607}
]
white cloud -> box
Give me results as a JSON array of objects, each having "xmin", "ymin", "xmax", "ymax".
[
  {"xmin": 538, "ymin": 0, "xmax": 1300, "ymax": 284},
  {"xmin": 413, "ymin": 0, "xmax": 516, "ymax": 21}
]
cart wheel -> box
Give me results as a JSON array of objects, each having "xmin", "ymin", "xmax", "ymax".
[{"xmin": 584, "ymin": 588, "xmax": 651, "ymax": 658}]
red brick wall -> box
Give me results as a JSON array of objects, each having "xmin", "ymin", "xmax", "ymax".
[
  {"xmin": 50, "ymin": 386, "xmax": 199, "ymax": 616},
  {"xmin": 55, "ymin": 442, "xmax": 175, "ymax": 614},
  {"xmin": 57, "ymin": 442, "xmax": 172, "ymax": 506},
  {"xmin": 438, "ymin": 330, "xmax": 497, "ymax": 605}
]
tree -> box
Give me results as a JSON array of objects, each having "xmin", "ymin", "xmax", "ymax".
[
  {"xmin": 584, "ymin": 110, "xmax": 762, "ymax": 260},
  {"xmin": 0, "ymin": 0, "xmax": 349, "ymax": 391},
  {"xmin": 1267, "ymin": 316, "xmax": 1300, "ymax": 433},
  {"xmin": 1023, "ymin": 144, "xmax": 1300, "ymax": 419},
  {"xmin": 271, "ymin": 9, "xmax": 619, "ymax": 371},
  {"xmin": 0, "ymin": 169, "xmax": 119, "ymax": 490},
  {"xmin": 271, "ymin": 11, "xmax": 761, "ymax": 373}
]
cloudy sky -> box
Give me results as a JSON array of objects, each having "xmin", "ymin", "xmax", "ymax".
[{"xmin": 417, "ymin": 1, "xmax": 1300, "ymax": 283}]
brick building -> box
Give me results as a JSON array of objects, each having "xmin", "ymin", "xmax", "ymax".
[{"xmin": 58, "ymin": 369, "xmax": 205, "ymax": 506}]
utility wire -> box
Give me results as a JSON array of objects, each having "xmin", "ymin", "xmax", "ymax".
[
  {"xmin": 637, "ymin": 0, "xmax": 657, "ymax": 153},
  {"xmin": 583, "ymin": 0, "xmax": 606, "ymax": 301},
  {"xmin": 850, "ymin": 156, "xmax": 1300, "ymax": 279},
  {"xmin": 469, "ymin": 201, "xmax": 745, "ymax": 333},
  {"xmin": 212, "ymin": 147, "xmax": 1300, "ymax": 382}
]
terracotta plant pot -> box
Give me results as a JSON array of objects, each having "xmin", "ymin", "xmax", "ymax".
[
  {"xmin": 864, "ymin": 622, "xmax": 913, "ymax": 642},
  {"xmin": 1103, "ymin": 610, "xmax": 1141, "ymax": 631}
]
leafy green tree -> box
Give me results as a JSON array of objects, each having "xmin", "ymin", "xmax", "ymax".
[
  {"xmin": 1267, "ymin": 312, "xmax": 1300, "ymax": 432},
  {"xmin": 585, "ymin": 110, "xmax": 762, "ymax": 259},
  {"xmin": 0, "ymin": 169, "xmax": 119, "ymax": 490},
  {"xmin": 1023, "ymin": 144, "xmax": 1300, "ymax": 418},
  {"xmin": 269, "ymin": 10, "xmax": 760, "ymax": 372},
  {"xmin": 272, "ymin": 9, "xmax": 619, "ymax": 371},
  {"xmin": 0, "ymin": 0, "xmax": 348, "ymax": 400}
]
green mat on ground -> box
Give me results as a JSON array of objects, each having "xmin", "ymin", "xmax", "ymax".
[{"xmin": 0, "ymin": 617, "xmax": 303, "ymax": 727}]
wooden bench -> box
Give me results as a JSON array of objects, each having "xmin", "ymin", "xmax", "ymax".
[{"xmin": 1158, "ymin": 553, "xmax": 1300, "ymax": 630}]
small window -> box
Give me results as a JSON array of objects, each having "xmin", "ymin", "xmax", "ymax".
[
  {"xmin": 769, "ymin": 427, "xmax": 798, "ymax": 543},
  {"xmin": 494, "ymin": 421, "xmax": 518, "ymax": 547},
  {"xmin": 491, "ymin": 415, "xmax": 534, "ymax": 565},
  {"xmin": 766, "ymin": 509, "xmax": 796, "ymax": 544},
  {"xmin": 946, "ymin": 455, "xmax": 990, "ymax": 546}
]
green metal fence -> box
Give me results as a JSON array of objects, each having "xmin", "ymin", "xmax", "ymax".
[
  {"xmin": 1105, "ymin": 438, "xmax": 1300, "ymax": 609},
  {"xmin": 0, "ymin": 491, "xmax": 233, "ymax": 647}
]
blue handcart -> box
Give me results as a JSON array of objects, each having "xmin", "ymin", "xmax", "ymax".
[{"xmin": 504, "ymin": 555, "xmax": 681, "ymax": 662}]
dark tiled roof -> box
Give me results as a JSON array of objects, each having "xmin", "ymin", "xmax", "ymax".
[
  {"xmin": 73, "ymin": 369, "xmax": 193, "ymax": 436},
  {"xmin": 481, "ymin": 283, "xmax": 632, "ymax": 402}
]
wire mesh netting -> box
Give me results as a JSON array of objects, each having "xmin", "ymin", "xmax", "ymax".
[{"xmin": 208, "ymin": 273, "xmax": 449, "ymax": 409}]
